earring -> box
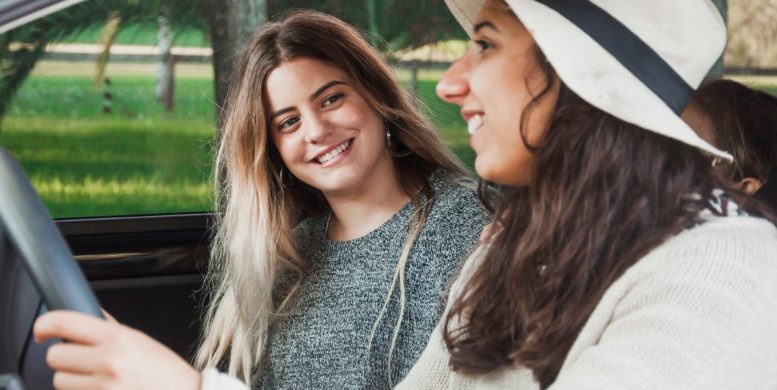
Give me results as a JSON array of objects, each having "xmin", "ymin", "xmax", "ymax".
[{"xmin": 386, "ymin": 129, "xmax": 392, "ymax": 148}]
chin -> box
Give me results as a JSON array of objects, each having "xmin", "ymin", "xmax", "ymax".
[
  {"xmin": 315, "ymin": 173, "xmax": 363, "ymax": 194},
  {"xmin": 474, "ymin": 158, "xmax": 500, "ymax": 183},
  {"xmin": 475, "ymin": 162, "xmax": 523, "ymax": 187}
]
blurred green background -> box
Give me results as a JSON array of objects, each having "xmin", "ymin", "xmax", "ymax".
[
  {"xmin": 2, "ymin": 0, "xmax": 772, "ymax": 220},
  {"xmin": 3, "ymin": 59, "xmax": 776, "ymax": 218},
  {"xmin": 0, "ymin": 61, "xmax": 472, "ymax": 218}
]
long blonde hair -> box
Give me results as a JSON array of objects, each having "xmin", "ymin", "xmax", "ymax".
[{"xmin": 194, "ymin": 10, "xmax": 467, "ymax": 384}]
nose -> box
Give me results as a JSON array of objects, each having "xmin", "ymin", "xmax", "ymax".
[
  {"xmin": 436, "ymin": 50, "xmax": 473, "ymax": 105},
  {"xmin": 303, "ymin": 114, "xmax": 333, "ymax": 144}
]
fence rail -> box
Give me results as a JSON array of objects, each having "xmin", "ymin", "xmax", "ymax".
[{"xmin": 21, "ymin": 44, "xmax": 777, "ymax": 80}]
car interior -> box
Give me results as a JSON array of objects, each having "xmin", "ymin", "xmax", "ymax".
[
  {"xmin": 0, "ymin": 148, "xmax": 211, "ymax": 390},
  {"xmin": 0, "ymin": 150, "xmax": 208, "ymax": 389},
  {"xmin": 0, "ymin": 1, "xmax": 224, "ymax": 388},
  {"xmin": 0, "ymin": 0, "xmax": 772, "ymax": 389}
]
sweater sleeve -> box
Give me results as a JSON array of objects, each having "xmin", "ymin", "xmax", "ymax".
[
  {"xmin": 200, "ymin": 368, "xmax": 250, "ymax": 390},
  {"xmin": 551, "ymin": 217, "xmax": 777, "ymax": 390}
]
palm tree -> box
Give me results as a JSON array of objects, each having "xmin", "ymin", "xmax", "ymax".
[
  {"xmin": 0, "ymin": 0, "xmax": 483, "ymax": 129},
  {"xmin": 0, "ymin": 0, "xmax": 161, "ymax": 127},
  {"xmin": 0, "ymin": 0, "xmax": 212, "ymax": 126}
]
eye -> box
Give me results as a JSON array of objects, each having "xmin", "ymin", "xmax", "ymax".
[
  {"xmin": 278, "ymin": 116, "xmax": 300, "ymax": 131},
  {"xmin": 474, "ymin": 39, "xmax": 493, "ymax": 53},
  {"xmin": 322, "ymin": 93, "xmax": 343, "ymax": 107}
]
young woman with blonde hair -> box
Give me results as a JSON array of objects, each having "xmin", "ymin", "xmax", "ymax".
[{"xmin": 33, "ymin": 10, "xmax": 488, "ymax": 390}]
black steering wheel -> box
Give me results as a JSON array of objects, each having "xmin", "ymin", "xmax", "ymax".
[{"xmin": 0, "ymin": 147, "xmax": 103, "ymax": 389}]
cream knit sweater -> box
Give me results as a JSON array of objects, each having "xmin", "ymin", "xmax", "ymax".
[{"xmin": 396, "ymin": 215, "xmax": 777, "ymax": 389}]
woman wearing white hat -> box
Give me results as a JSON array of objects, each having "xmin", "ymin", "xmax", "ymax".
[{"xmin": 397, "ymin": 0, "xmax": 777, "ymax": 389}]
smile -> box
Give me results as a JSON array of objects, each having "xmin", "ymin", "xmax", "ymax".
[
  {"xmin": 315, "ymin": 139, "xmax": 352, "ymax": 164},
  {"xmin": 467, "ymin": 114, "xmax": 484, "ymax": 135}
]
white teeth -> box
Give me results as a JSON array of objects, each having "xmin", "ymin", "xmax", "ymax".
[
  {"xmin": 467, "ymin": 115, "xmax": 483, "ymax": 135},
  {"xmin": 316, "ymin": 140, "xmax": 351, "ymax": 164}
]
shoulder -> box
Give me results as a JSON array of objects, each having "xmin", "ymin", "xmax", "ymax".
[
  {"xmin": 410, "ymin": 170, "xmax": 490, "ymax": 268},
  {"xmin": 422, "ymin": 170, "xmax": 491, "ymax": 246},
  {"xmin": 292, "ymin": 212, "xmax": 327, "ymax": 246},
  {"xmin": 642, "ymin": 215, "xmax": 777, "ymax": 276},
  {"xmin": 426, "ymin": 169, "xmax": 490, "ymax": 226},
  {"xmin": 612, "ymin": 216, "xmax": 777, "ymax": 304},
  {"xmin": 557, "ymin": 216, "xmax": 777, "ymax": 387},
  {"xmin": 592, "ymin": 216, "xmax": 777, "ymax": 354}
]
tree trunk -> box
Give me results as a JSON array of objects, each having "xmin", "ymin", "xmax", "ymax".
[
  {"xmin": 199, "ymin": 0, "xmax": 267, "ymax": 128},
  {"xmin": 366, "ymin": 0, "xmax": 379, "ymax": 46},
  {"xmin": 156, "ymin": 4, "xmax": 174, "ymax": 112}
]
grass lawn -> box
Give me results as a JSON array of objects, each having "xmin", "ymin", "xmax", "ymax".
[
  {"xmin": 0, "ymin": 62, "xmax": 469, "ymax": 218},
  {"xmin": 61, "ymin": 22, "xmax": 210, "ymax": 47}
]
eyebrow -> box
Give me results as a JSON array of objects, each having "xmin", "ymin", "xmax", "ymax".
[
  {"xmin": 311, "ymin": 80, "xmax": 346, "ymax": 100},
  {"xmin": 473, "ymin": 21, "xmax": 499, "ymax": 33},
  {"xmin": 270, "ymin": 80, "xmax": 347, "ymax": 120}
]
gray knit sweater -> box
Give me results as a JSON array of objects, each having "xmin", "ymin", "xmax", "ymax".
[{"xmin": 257, "ymin": 170, "xmax": 489, "ymax": 389}]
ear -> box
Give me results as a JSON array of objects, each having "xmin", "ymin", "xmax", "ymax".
[{"xmin": 735, "ymin": 177, "xmax": 764, "ymax": 195}]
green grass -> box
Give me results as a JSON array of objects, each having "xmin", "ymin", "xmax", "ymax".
[
  {"xmin": 0, "ymin": 114, "xmax": 215, "ymax": 217},
  {"xmin": 62, "ymin": 22, "xmax": 210, "ymax": 47},
  {"xmin": 0, "ymin": 67, "xmax": 470, "ymax": 218},
  {"xmin": 0, "ymin": 72, "xmax": 217, "ymax": 218}
]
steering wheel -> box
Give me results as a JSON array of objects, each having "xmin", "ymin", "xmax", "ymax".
[{"xmin": 0, "ymin": 148, "xmax": 103, "ymax": 389}]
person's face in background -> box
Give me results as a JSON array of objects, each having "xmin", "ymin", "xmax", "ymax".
[
  {"xmin": 266, "ymin": 57, "xmax": 393, "ymax": 197},
  {"xmin": 436, "ymin": 0, "xmax": 559, "ymax": 186}
]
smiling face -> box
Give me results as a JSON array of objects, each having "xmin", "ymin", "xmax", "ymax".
[
  {"xmin": 265, "ymin": 57, "xmax": 393, "ymax": 197},
  {"xmin": 437, "ymin": 0, "xmax": 559, "ymax": 186}
]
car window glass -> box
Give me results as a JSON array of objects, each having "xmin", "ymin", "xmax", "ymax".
[
  {"xmin": 9, "ymin": 1, "xmax": 775, "ymax": 218},
  {"xmin": 0, "ymin": 0, "xmax": 471, "ymax": 219}
]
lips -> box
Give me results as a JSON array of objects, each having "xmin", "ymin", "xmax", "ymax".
[
  {"xmin": 314, "ymin": 139, "xmax": 352, "ymax": 164},
  {"xmin": 467, "ymin": 114, "xmax": 484, "ymax": 135}
]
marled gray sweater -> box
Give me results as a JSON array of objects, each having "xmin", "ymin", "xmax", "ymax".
[{"xmin": 258, "ymin": 170, "xmax": 489, "ymax": 389}]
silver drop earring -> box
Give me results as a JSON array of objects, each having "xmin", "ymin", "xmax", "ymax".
[{"xmin": 386, "ymin": 129, "xmax": 392, "ymax": 148}]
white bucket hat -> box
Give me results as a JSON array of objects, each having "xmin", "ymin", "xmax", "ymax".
[{"xmin": 445, "ymin": 0, "xmax": 733, "ymax": 161}]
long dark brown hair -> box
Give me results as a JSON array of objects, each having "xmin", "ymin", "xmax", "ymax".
[{"xmin": 441, "ymin": 48, "xmax": 752, "ymax": 387}]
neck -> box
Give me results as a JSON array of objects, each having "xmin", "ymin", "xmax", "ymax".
[{"xmin": 323, "ymin": 162, "xmax": 412, "ymax": 241}]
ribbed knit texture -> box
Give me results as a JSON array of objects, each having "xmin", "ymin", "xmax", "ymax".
[
  {"xmin": 396, "ymin": 215, "xmax": 777, "ymax": 389},
  {"xmin": 254, "ymin": 170, "xmax": 490, "ymax": 389}
]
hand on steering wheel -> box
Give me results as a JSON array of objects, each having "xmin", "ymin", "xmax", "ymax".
[{"xmin": 33, "ymin": 311, "xmax": 201, "ymax": 390}]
